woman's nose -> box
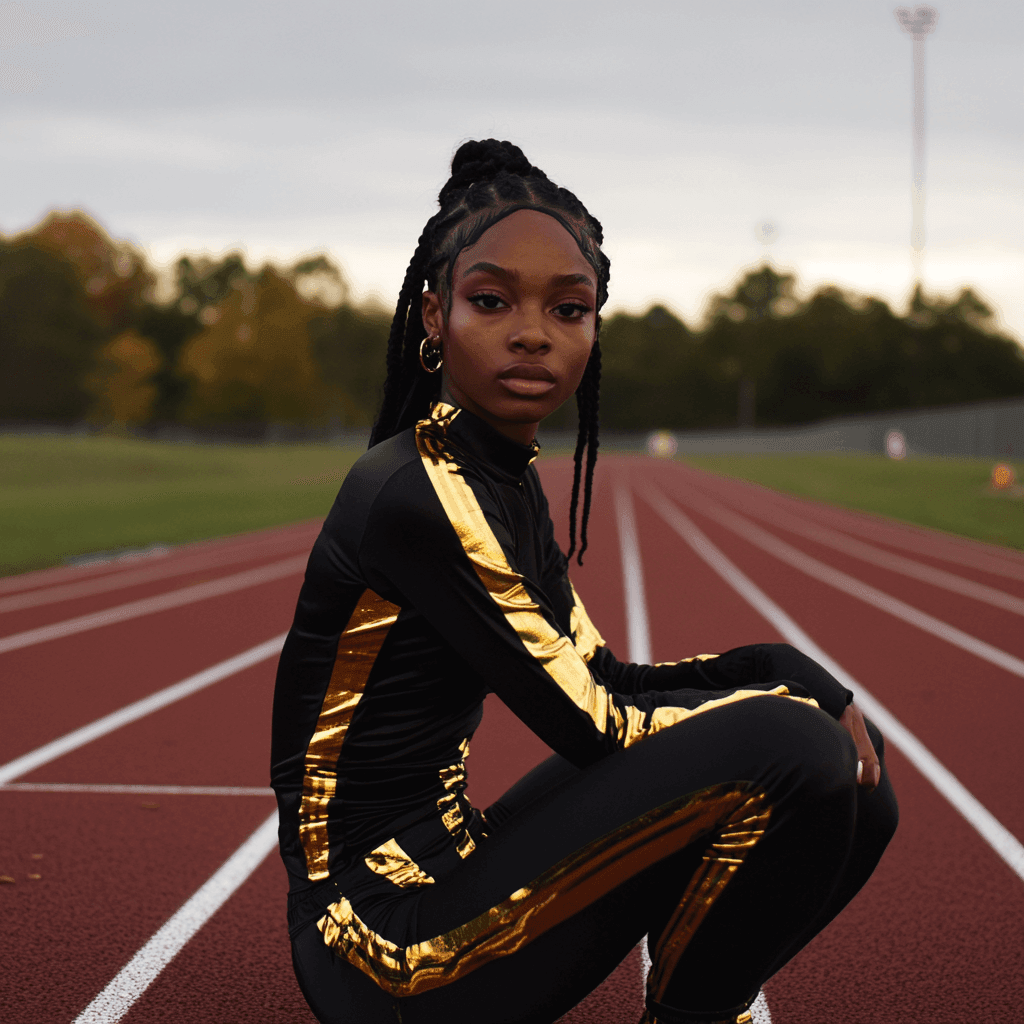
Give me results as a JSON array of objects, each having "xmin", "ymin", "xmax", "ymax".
[{"xmin": 509, "ymin": 319, "xmax": 551, "ymax": 353}]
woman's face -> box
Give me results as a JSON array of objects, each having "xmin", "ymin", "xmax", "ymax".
[{"xmin": 421, "ymin": 209, "xmax": 598, "ymax": 445}]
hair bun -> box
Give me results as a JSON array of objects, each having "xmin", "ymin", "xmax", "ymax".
[{"xmin": 441, "ymin": 139, "xmax": 546, "ymax": 200}]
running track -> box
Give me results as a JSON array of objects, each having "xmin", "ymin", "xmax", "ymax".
[{"xmin": 2, "ymin": 456, "xmax": 1023, "ymax": 1024}]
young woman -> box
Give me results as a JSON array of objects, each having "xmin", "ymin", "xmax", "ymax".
[{"xmin": 271, "ymin": 139, "xmax": 898, "ymax": 1024}]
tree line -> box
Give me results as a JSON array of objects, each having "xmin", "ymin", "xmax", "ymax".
[{"xmin": 2, "ymin": 210, "xmax": 1023, "ymax": 435}]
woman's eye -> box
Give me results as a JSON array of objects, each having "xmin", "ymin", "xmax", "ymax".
[
  {"xmin": 469, "ymin": 293, "xmax": 506, "ymax": 310},
  {"xmin": 554, "ymin": 302, "xmax": 591, "ymax": 319}
]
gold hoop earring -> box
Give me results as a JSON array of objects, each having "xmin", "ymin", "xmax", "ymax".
[{"xmin": 419, "ymin": 335, "xmax": 443, "ymax": 373}]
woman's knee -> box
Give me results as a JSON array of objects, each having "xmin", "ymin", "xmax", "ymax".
[
  {"xmin": 692, "ymin": 697, "xmax": 858, "ymax": 804},
  {"xmin": 755, "ymin": 699, "xmax": 859, "ymax": 809}
]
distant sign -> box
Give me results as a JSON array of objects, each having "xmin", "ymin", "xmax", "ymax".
[
  {"xmin": 885, "ymin": 430, "xmax": 907, "ymax": 460},
  {"xmin": 647, "ymin": 431, "xmax": 678, "ymax": 459}
]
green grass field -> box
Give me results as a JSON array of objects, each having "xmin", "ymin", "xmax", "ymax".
[
  {"xmin": 683, "ymin": 453, "xmax": 1024, "ymax": 553},
  {"xmin": 1, "ymin": 438, "xmax": 1021, "ymax": 579},
  {"xmin": 0, "ymin": 435, "xmax": 360, "ymax": 577}
]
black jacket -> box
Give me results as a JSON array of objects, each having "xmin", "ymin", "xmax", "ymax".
[{"xmin": 270, "ymin": 403, "xmax": 849, "ymax": 895}]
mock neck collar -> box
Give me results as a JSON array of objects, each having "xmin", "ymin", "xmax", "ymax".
[{"xmin": 424, "ymin": 402, "xmax": 539, "ymax": 480}]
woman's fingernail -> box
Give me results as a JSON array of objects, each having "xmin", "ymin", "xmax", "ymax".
[
  {"xmin": 857, "ymin": 760, "xmax": 864, "ymax": 784},
  {"xmin": 874, "ymin": 764, "xmax": 881, "ymax": 786}
]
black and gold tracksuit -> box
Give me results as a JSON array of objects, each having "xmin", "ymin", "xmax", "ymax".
[{"xmin": 271, "ymin": 402, "xmax": 897, "ymax": 1024}]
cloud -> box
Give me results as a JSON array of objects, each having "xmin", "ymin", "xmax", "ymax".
[
  {"xmin": 0, "ymin": 60, "xmax": 40, "ymax": 92},
  {"xmin": 0, "ymin": 1, "xmax": 93, "ymax": 48}
]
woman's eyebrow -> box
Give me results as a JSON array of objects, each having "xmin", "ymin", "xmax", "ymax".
[
  {"xmin": 462, "ymin": 262, "xmax": 595, "ymax": 290},
  {"xmin": 462, "ymin": 261, "xmax": 517, "ymax": 280},
  {"xmin": 552, "ymin": 273, "xmax": 595, "ymax": 289}
]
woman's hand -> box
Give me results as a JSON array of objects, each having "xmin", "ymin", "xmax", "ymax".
[{"xmin": 839, "ymin": 702, "xmax": 881, "ymax": 791}]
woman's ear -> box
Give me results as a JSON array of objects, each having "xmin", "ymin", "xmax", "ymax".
[{"xmin": 421, "ymin": 291, "xmax": 443, "ymax": 338}]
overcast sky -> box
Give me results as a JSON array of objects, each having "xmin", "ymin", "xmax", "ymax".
[{"xmin": 2, "ymin": 0, "xmax": 1022, "ymax": 340}]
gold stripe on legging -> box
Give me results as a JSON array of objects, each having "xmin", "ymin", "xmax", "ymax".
[
  {"xmin": 655, "ymin": 653, "xmax": 720, "ymax": 668},
  {"xmin": 415, "ymin": 405, "xmax": 817, "ymax": 749},
  {"xmin": 646, "ymin": 791, "xmax": 773, "ymax": 1003},
  {"xmin": 318, "ymin": 781, "xmax": 770, "ymax": 996},
  {"xmin": 569, "ymin": 581, "xmax": 605, "ymax": 662},
  {"xmin": 298, "ymin": 588, "xmax": 400, "ymax": 880}
]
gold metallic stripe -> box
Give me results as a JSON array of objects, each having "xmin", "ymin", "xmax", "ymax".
[
  {"xmin": 415, "ymin": 405, "xmax": 816, "ymax": 749},
  {"xmin": 318, "ymin": 781, "xmax": 766, "ymax": 996},
  {"xmin": 437, "ymin": 740, "xmax": 476, "ymax": 858},
  {"xmin": 646, "ymin": 793, "xmax": 772, "ymax": 1003},
  {"xmin": 298, "ymin": 588, "xmax": 400, "ymax": 880},
  {"xmin": 655, "ymin": 653, "xmax": 720, "ymax": 668},
  {"xmin": 569, "ymin": 581, "xmax": 605, "ymax": 663},
  {"xmin": 365, "ymin": 838, "xmax": 436, "ymax": 889}
]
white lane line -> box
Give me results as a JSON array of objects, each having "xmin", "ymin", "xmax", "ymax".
[
  {"xmin": 617, "ymin": 478, "xmax": 772, "ymax": 1021},
  {"xmin": 0, "ymin": 783, "xmax": 274, "ymax": 796},
  {"xmin": 678, "ymin": 484, "xmax": 1024, "ymax": 618},
  {"xmin": 614, "ymin": 484, "xmax": 652, "ymax": 666},
  {"xmin": 692, "ymin": 470, "xmax": 1024, "ymax": 584},
  {"xmin": 0, "ymin": 634, "xmax": 286, "ymax": 785},
  {"xmin": 645, "ymin": 487, "xmax": 1024, "ymax": 884},
  {"xmin": 73, "ymin": 811, "xmax": 279, "ymax": 1024},
  {"xmin": 0, "ymin": 539, "xmax": 310, "ymax": 615},
  {"xmin": 0, "ymin": 550, "xmax": 172, "ymax": 598},
  {"xmin": 0, "ymin": 556, "xmax": 304, "ymax": 656},
  {"xmin": 670, "ymin": 494, "xmax": 1024, "ymax": 683}
]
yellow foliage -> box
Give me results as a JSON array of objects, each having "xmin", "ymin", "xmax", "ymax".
[
  {"xmin": 85, "ymin": 330, "xmax": 164, "ymax": 427},
  {"xmin": 178, "ymin": 267, "xmax": 331, "ymax": 424}
]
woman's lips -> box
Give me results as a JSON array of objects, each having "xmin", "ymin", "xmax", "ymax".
[{"xmin": 498, "ymin": 363, "xmax": 558, "ymax": 397}]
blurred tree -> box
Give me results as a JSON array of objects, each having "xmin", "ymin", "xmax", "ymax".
[
  {"xmin": 751, "ymin": 284, "xmax": 1024, "ymax": 424},
  {"xmin": 84, "ymin": 329, "xmax": 164, "ymax": 428},
  {"xmin": 138, "ymin": 252, "xmax": 257, "ymax": 422},
  {"xmin": 593, "ymin": 268, "xmax": 1024, "ymax": 432},
  {"xmin": 178, "ymin": 264, "xmax": 332, "ymax": 424},
  {"xmin": 599, "ymin": 305, "xmax": 709, "ymax": 430},
  {"xmin": 308, "ymin": 299, "xmax": 391, "ymax": 426},
  {"xmin": 23, "ymin": 210, "xmax": 154, "ymax": 334},
  {"xmin": 0, "ymin": 240, "xmax": 104, "ymax": 421},
  {"xmin": 700, "ymin": 265, "xmax": 799, "ymax": 427}
]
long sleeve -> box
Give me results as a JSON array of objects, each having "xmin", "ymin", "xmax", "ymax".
[{"xmin": 531, "ymin": 484, "xmax": 851, "ymax": 719}]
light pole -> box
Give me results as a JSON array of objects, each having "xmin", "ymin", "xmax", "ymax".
[{"xmin": 895, "ymin": 6, "xmax": 938, "ymax": 288}]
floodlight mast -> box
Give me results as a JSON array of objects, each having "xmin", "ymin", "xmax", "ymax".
[{"xmin": 895, "ymin": 6, "xmax": 938, "ymax": 286}]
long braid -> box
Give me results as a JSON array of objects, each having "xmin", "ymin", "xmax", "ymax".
[
  {"xmin": 566, "ymin": 336, "xmax": 602, "ymax": 564},
  {"xmin": 566, "ymin": 400, "xmax": 587, "ymax": 561},
  {"xmin": 369, "ymin": 221, "xmax": 438, "ymax": 447}
]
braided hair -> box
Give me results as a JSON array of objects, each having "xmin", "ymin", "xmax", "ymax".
[{"xmin": 369, "ymin": 139, "xmax": 610, "ymax": 564}]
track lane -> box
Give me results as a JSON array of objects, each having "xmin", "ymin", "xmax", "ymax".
[
  {"xmin": 684, "ymin": 464, "xmax": 1024, "ymax": 588},
  {"xmin": 0, "ymin": 580, "xmax": 300, "ymax": 766},
  {"xmin": 0, "ymin": 554, "xmax": 306, "ymax": 655},
  {"xmin": 73, "ymin": 812, "xmax": 280, "ymax": 1024},
  {"xmin": 8, "ymin": 657, "xmax": 285, "ymax": 788},
  {"xmin": 646, "ymin": 480, "xmax": 1024, "ymax": 842},
  {"xmin": 639, "ymin": 474, "xmax": 1024, "ymax": 875},
  {"xmin": 681, "ymin": 480, "xmax": 1024, "ymax": 616},
  {"xmin": 0, "ymin": 789, "xmax": 275, "ymax": 1024},
  {"xmin": 0, "ymin": 520, "xmax": 319, "ymax": 599},
  {"xmin": 0, "ymin": 526, "xmax": 316, "ymax": 616},
  {"xmin": 669, "ymin": 483, "xmax": 1024, "ymax": 657},
  {"xmin": 624, "ymin": 460, "xmax": 1024, "ymax": 1022}
]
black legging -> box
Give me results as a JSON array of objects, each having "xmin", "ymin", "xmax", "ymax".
[{"xmin": 291, "ymin": 697, "xmax": 898, "ymax": 1024}]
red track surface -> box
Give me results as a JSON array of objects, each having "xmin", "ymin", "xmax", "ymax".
[{"xmin": 2, "ymin": 457, "xmax": 1022, "ymax": 1023}]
